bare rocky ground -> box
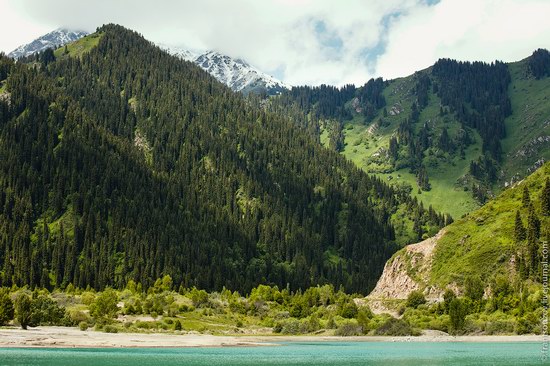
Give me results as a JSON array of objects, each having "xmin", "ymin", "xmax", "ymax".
[
  {"xmin": 0, "ymin": 326, "xmax": 542, "ymax": 347},
  {"xmin": 366, "ymin": 229, "xmax": 454, "ymax": 315}
]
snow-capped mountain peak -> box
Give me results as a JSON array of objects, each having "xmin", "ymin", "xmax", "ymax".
[
  {"xmin": 9, "ymin": 30, "xmax": 289, "ymax": 96},
  {"xmin": 8, "ymin": 28, "xmax": 88, "ymax": 59},
  {"xmin": 163, "ymin": 46, "xmax": 289, "ymax": 95}
]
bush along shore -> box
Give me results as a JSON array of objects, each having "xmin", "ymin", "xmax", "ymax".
[{"xmin": 0, "ymin": 275, "xmax": 544, "ymax": 337}]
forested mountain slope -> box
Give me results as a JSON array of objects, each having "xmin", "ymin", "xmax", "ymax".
[
  {"xmin": 0, "ymin": 25, "xmax": 446, "ymax": 294},
  {"xmin": 269, "ymin": 50, "xmax": 550, "ymax": 219}
]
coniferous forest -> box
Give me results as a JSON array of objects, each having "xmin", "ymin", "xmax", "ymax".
[{"xmin": 0, "ymin": 25, "xmax": 449, "ymax": 294}]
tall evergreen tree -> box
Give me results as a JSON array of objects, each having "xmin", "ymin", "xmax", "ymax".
[
  {"xmin": 522, "ymin": 186, "xmax": 531, "ymax": 208},
  {"xmin": 514, "ymin": 210, "xmax": 526, "ymax": 242}
]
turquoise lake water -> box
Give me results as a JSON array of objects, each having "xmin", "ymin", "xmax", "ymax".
[{"xmin": 0, "ymin": 342, "xmax": 545, "ymax": 366}]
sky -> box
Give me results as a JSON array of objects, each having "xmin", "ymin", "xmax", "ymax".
[{"xmin": 1, "ymin": 0, "xmax": 550, "ymax": 86}]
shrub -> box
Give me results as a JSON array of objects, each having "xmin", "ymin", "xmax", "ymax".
[
  {"xmin": 281, "ymin": 319, "xmax": 301, "ymax": 335},
  {"xmin": 123, "ymin": 303, "xmax": 136, "ymax": 315},
  {"xmin": 103, "ymin": 325, "xmax": 118, "ymax": 333},
  {"xmin": 442, "ymin": 289, "xmax": 456, "ymax": 314},
  {"xmin": 31, "ymin": 296, "xmax": 66, "ymax": 325},
  {"xmin": 79, "ymin": 321, "xmax": 89, "ymax": 331},
  {"xmin": 306, "ymin": 314, "xmax": 321, "ymax": 332},
  {"xmin": 335, "ymin": 322, "xmax": 362, "ymax": 336},
  {"xmin": 0, "ymin": 288, "xmax": 14, "ymax": 325},
  {"xmin": 326, "ymin": 317, "xmax": 337, "ymax": 329},
  {"xmin": 449, "ymin": 298, "xmax": 468, "ymax": 334},
  {"xmin": 90, "ymin": 288, "xmax": 119, "ymax": 320},
  {"xmin": 487, "ymin": 321, "xmax": 515, "ymax": 335},
  {"xmin": 356, "ymin": 308, "xmax": 373, "ymax": 333},
  {"xmin": 67, "ymin": 309, "xmax": 90, "ymax": 326},
  {"xmin": 427, "ymin": 315, "xmax": 450, "ymax": 333},
  {"xmin": 339, "ymin": 300, "xmax": 358, "ymax": 319},
  {"xmin": 374, "ymin": 317, "xmax": 418, "ymax": 336},
  {"xmin": 273, "ymin": 322, "xmax": 283, "ymax": 333},
  {"xmin": 515, "ymin": 312, "xmax": 539, "ymax": 335},
  {"xmin": 190, "ymin": 288, "xmax": 209, "ymax": 308},
  {"xmin": 15, "ymin": 293, "xmax": 34, "ymax": 330},
  {"xmin": 464, "ymin": 276, "xmax": 485, "ymax": 302},
  {"xmin": 174, "ymin": 319, "xmax": 182, "ymax": 331},
  {"xmin": 406, "ymin": 291, "xmax": 426, "ymax": 309},
  {"xmin": 136, "ymin": 321, "xmax": 150, "ymax": 329},
  {"xmin": 80, "ymin": 292, "xmax": 96, "ymax": 306},
  {"xmin": 229, "ymin": 300, "xmax": 246, "ymax": 314}
]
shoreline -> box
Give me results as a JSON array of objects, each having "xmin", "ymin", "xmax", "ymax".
[{"xmin": 0, "ymin": 327, "xmax": 543, "ymax": 348}]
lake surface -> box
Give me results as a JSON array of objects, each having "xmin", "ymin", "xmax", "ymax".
[{"xmin": 0, "ymin": 342, "xmax": 545, "ymax": 366}]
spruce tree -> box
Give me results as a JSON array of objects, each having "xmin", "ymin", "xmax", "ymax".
[
  {"xmin": 514, "ymin": 210, "xmax": 526, "ymax": 242},
  {"xmin": 522, "ymin": 186, "xmax": 531, "ymax": 208},
  {"xmin": 527, "ymin": 203, "xmax": 541, "ymax": 240},
  {"xmin": 526, "ymin": 203, "xmax": 541, "ymax": 276}
]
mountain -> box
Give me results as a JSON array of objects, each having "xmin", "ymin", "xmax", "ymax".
[
  {"xmin": 270, "ymin": 51, "xmax": 550, "ymax": 220},
  {"xmin": 8, "ymin": 28, "xmax": 88, "ymax": 59},
  {"xmin": 9, "ymin": 29, "xmax": 288, "ymax": 96},
  {"xmin": 163, "ymin": 46, "xmax": 288, "ymax": 95},
  {"xmin": 368, "ymin": 161, "xmax": 549, "ymax": 303},
  {"xmin": 0, "ymin": 25, "xmax": 444, "ymax": 293}
]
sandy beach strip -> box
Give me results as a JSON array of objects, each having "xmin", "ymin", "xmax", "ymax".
[{"xmin": 0, "ymin": 327, "xmax": 543, "ymax": 348}]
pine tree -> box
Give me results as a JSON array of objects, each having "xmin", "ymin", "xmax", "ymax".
[
  {"xmin": 526, "ymin": 203, "xmax": 541, "ymax": 276},
  {"xmin": 522, "ymin": 186, "xmax": 531, "ymax": 208},
  {"xmin": 514, "ymin": 211, "xmax": 526, "ymax": 242},
  {"xmin": 527, "ymin": 203, "xmax": 541, "ymax": 240},
  {"xmin": 388, "ymin": 137, "xmax": 398, "ymax": 161},
  {"xmin": 438, "ymin": 127, "xmax": 450, "ymax": 152}
]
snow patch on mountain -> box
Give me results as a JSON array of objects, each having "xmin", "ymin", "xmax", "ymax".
[
  {"xmin": 161, "ymin": 45, "xmax": 289, "ymax": 95},
  {"xmin": 9, "ymin": 30, "xmax": 289, "ymax": 96},
  {"xmin": 9, "ymin": 29, "xmax": 88, "ymax": 59}
]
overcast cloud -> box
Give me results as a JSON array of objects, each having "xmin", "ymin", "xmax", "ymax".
[{"xmin": 1, "ymin": 0, "xmax": 550, "ymax": 86}]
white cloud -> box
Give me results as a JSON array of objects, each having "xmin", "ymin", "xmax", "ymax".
[
  {"xmin": 1, "ymin": 0, "xmax": 550, "ymax": 85},
  {"xmin": 376, "ymin": 0, "xmax": 550, "ymax": 79}
]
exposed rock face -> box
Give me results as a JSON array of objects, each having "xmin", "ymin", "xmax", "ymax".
[{"xmin": 368, "ymin": 229, "xmax": 447, "ymax": 301}]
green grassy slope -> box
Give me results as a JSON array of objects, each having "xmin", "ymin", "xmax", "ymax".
[
  {"xmin": 53, "ymin": 32, "xmax": 103, "ymax": 58},
  {"xmin": 330, "ymin": 56, "xmax": 550, "ymax": 220},
  {"xmin": 338, "ymin": 73, "xmax": 481, "ymax": 219},
  {"xmin": 431, "ymin": 162, "xmax": 549, "ymax": 287},
  {"xmin": 501, "ymin": 59, "xmax": 550, "ymax": 184},
  {"xmin": 370, "ymin": 162, "xmax": 548, "ymax": 300}
]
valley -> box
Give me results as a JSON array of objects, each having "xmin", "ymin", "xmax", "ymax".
[{"xmin": 0, "ymin": 23, "xmax": 548, "ymax": 341}]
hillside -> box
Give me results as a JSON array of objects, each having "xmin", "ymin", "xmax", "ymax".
[
  {"xmin": 272, "ymin": 51, "xmax": 550, "ymax": 220},
  {"xmin": 369, "ymin": 161, "xmax": 550, "ymax": 301},
  {"xmin": 0, "ymin": 25, "xmax": 446, "ymax": 294}
]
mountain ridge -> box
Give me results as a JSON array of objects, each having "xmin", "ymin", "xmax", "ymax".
[
  {"xmin": 162, "ymin": 45, "xmax": 289, "ymax": 95},
  {"xmin": 8, "ymin": 28, "xmax": 88, "ymax": 59},
  {"xmin": 8, "ymin": 29, "xmax": 289, "ymax": 96}
]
